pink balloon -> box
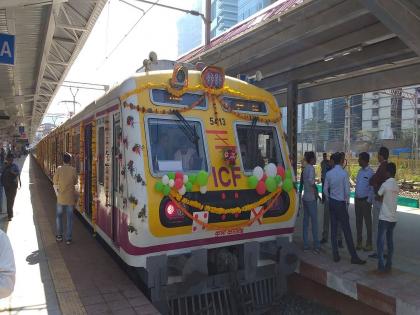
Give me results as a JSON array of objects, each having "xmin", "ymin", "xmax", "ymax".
[
  {"xmin": 175, "ymin": 172, "xmax": 184, "ymax": 180},
  {"xmin": 256, "ymin": 180, "xmax": 266, "ymax": 195},
  {"xmin": 261, "ymin": 174, "xmax": 267, "ymax": 181},
  {"xmin": 174, "ymin": 178, "xmax": 183, "ymax": 190},
  {"xmin": 277, "ymin": 166, "xmax": 285, "ymax": 179}
]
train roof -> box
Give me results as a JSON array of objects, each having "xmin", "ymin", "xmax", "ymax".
[{"xmin": 47, "ymin": 68, "xmax": 278, "ymax": 135}]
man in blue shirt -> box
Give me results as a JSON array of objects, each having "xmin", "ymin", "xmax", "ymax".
[
  {"xmin": 324, "ymin": 152, "xmax": 365, "ymax": 264},
  {"xmin": 355, "ymin": 152, "xmax": 374, "ymax": 251}
]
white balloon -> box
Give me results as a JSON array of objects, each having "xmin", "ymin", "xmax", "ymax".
[
  {"xmin": 178, "ymin": 186, "xmax": 186, "ymax": 195},
  {"xmin": 169, "ymin": 179, "xmax": 175, "ymax": 188},
  {"xmin": 183, "ymin": 175, "xmax": 189, "ymax": 184},
  {"xmin": 199, "ymin": 185, "xmax": 208, "ymax": 194},
  {"xmin": 266, "ymin": 163, "xmax": 277, "ymax": 177},
  {"xmin": 253, "ymin": 166, "xmax": 264, "ymax": 180},
  {"xmin": 162, "ymin": 175, "xmax": 169, "ymax": 185}
]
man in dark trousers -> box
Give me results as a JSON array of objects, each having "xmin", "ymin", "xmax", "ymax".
[
  {"xmin": 354, "ymin": 152, "xmax": 374, "ymax": 251},
  {"xmin": 324, "ymin": 152, "xmax": 365, "ymax": 264},
  {"xmin": 369, "ymin": 146, "xmax": 389, "ymax": 258},
  {"xmin": 1, "ymin": 154, "xmax": 21, "ymax": 221}
]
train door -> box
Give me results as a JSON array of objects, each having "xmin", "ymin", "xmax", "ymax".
[
  {"xmin": 84, "ymin": 123, "xmax": 93, "ymax": 218},
  {"xmin": 111, "ymin": 113, "xmax": 121, "ymax": 243}
]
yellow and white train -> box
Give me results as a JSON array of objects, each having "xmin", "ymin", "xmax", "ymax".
[{"xmin": 34, "ymin": 56, "xmax": 298, "ymax": 311}]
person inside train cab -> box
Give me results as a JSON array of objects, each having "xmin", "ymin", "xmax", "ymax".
[
  {"xmin": 53, "ymin": 152, "xmax": 78, "ymax": 245},
  {"xmin": 155, "ymin": 132, "xmax": 171, "ymax": 161},
  {"xmin": 174, "ymin": 141, "xmax": 195, "ymax": 171}
]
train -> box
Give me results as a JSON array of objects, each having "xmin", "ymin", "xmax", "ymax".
[{"xmin": 34, "ymin": 54, "xmax": 298, "ymax": 314}]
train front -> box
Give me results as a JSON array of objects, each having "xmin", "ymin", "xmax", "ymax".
[{"xmin": 119, "ymin": 64, "xmax": 299, "ymax": 305}]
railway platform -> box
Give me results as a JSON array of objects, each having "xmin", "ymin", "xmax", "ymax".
[
  {"xmin": 0, "ymin": 156, "xmax": 159, "ymax": 315},
  {"xmin": 293, "ymin": 200, "xmax": 420, "ymax": 315}
]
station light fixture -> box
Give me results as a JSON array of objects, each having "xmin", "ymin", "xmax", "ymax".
[{"xmin": 323, "ymin": 45, "xmax": 363, "ymax": 62}]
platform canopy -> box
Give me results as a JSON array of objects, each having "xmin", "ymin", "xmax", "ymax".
[
  {"xmin": 179, "ymin": 0, "xmax": 420, "ymax": 106},
  {"xmin": 0, "ymin": 0, "xmax": 107, "ymax": 142}
]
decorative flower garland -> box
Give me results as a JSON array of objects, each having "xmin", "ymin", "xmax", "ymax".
[
  {"xmin": 104, "ymin": 116, "xmax": 111, "ymax": 206},
  {"xmin": 154, "ymin": 163, "xmax": 295, "ymax": 216},
  {"xmin": 91, "ymin": 120, "xmax": 98, "ymax": 230},
  {"xmin": 119, "ymin": 82, "xmax": 280, "ymax": 124},
  {"xmin": 122, "ymin": 94, "xmax": 205, "ymax": 115},
  {"xmin": 171, "ymin": 189, "xmax": 279, "ymax": 215},
  {"xmin": 168, "ymin": 190, "xmax": 282, "ymax": 231},
  {"xmin": 79, "ymin": 123, "xmax": 85, "ymax": 213}
]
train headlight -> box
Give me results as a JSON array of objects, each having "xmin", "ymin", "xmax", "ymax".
[
  {"xmin": 170, "ymin": 64, "xmax": 188, "ymax": 90},
  {"xmin": 164, "ymin": 201, "xmax": 184, "ymax": 220}
]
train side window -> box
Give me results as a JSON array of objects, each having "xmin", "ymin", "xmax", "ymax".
[
  {"xmin": 146, "ymin": 117, "xmax": 208, "ymax": 175},
  {"xmin": 98, "ymin": 126, "xmax": 105, "ymax": 185},
  {"xmin": 236, "ymin": 124, "xmax": 284, "ymax": 172}
]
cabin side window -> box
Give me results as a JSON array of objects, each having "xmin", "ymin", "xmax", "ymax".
[
  {"xmin": 147, "ymin": 117, "xmax": 208, "ymax": 175},
  {"xmin": 236, "ymin": 124, "xmax": 284, "ymax": 172}
]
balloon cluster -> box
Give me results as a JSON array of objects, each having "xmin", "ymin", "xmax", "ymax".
[
  {"xmin": 154, "ymin": 170, "xmax": 209, "ymax": 196},
  {"xmin": 247, "ymin": 163, "xmax": 294, "ymax": 195}
]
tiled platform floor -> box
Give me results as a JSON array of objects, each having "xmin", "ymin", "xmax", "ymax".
[{"xmin": 0, "ymin": 156, "xmax": 159, "ymax": 315}]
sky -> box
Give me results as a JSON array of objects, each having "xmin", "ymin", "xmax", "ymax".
[{"xmin": 43, "ymin": 0, "xmax": 198, "ymax": 126}]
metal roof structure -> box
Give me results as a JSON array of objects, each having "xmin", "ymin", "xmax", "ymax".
[
  {"xmin": 0, "ymin": 0, "xmax": 107, "ymax": 142},
  {"xmin": 179, "ymin": 0, "xmax": 420, "ymax": 106}
]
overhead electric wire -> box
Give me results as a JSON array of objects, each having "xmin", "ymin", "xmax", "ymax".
[{"xmin": 96, "ymin": 0, "xmax": 160, "ymax": 70}]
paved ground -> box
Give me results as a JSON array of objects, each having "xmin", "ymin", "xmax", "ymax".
[
  {"xmin": 294, "ymin": 197, "xmax": 420, "ymax": 276},
  {"xmin": 293, "ymin": 197, "xmax": 420, "ymax": 314},
  {"xmin": 0, "ymin": 156, "xmax": 159, "ymax": 315}
]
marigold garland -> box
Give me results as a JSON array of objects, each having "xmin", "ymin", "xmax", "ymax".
[
  {"xmin": 119, "ymin": 81, "xmax": 281, "ymax": 123},
  {"xmin": 168, "ymin": 190, "xmax": 282, "ymax": 231},
  {"xmin": 170, "ymin": 188, "xmax": 280, "ymax": 215}
]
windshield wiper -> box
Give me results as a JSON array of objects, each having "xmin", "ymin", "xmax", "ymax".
[{"xmin": 173, "ymin": 110, "xmax": 200, "ymax": 149}]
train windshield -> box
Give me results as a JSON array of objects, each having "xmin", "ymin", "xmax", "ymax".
[
  {"xmin": 147, "ymin": 118, "xmax": 208, "ymax": 174},
  {"xmin": 236, "ymin": 124, "xmax": 284, "ymax": 172}
]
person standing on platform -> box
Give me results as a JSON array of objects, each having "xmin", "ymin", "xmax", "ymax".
[
  {"xmin": 369, "ymin": 146, "xmax": 389, "ymax": 258},
  {"xmin": 0, "ymin": 150, "xmax": 4, "ymax": 213},
  {"xmin": 302, "ymin": 151, "xmax": 321, "ymax": 253},
  {"xmin": 0, "ymin": 229, "xmax": 15, "ymax": 298},
  {"xmin": 320, "ymin": 153, "xmax": 329, "ymax": 202},
  {"xmin": 53, "ymin": 152, "xmax": 78, "ymax": 245},
  {"xmin": 321, "ymin": 155, "xmax": 343, "ymax": 246},
  {"xmin": 376, "ymin": 162, "xmax": 398, "ymax": 272},
  {"xmin": 324, "ymin": 153, "xmax": 365, "ymax": 264},
  {"xmin": 1, "ymin": 154, "xmax": 21, "ymax": 221},
  {"xmin": 354, "ymin": 152, "xmax": 374, "ymax": 251}
]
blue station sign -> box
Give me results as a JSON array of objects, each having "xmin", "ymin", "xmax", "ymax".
[{"xmin": 0, "ymin": 33, "xmax": 15, "ymax": 65}]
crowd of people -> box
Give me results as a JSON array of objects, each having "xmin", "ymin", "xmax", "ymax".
[{"xmin": 299, "ymin": 147, "xmax": 399, "ymax": 273}]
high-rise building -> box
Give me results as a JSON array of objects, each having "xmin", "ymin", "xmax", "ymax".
[
  {"xmin": 176, "ymin": 0, "xmax": 203, "ymax": 56},
  {"xmin": 238, "ymin": 0, "xmax": 276, "ymax": 21},
  {"xmin": 210, "ymin": 0, "xmax": 238, "ymax": 37}
]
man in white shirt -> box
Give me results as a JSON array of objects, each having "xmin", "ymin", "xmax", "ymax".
[
  {"xmin": 376, "ymin": 162, "xmax": 398, "ymax": 272},
  {"xmin": 324, "ymin": 153, "xmax": 365, "ymax": 264},
  {"xmin": 0, "ymin": 229, "xmax": 15, "ymax": 298}
]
